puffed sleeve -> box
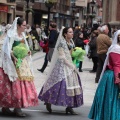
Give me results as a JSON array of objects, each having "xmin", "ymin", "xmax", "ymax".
[
  {"xmin": 57, "ymin": 42, "xmax": 75, "ymax": 70},
  {"xmin": 109, "ymin": 52, "xmax": 120, "ymax": 84}
]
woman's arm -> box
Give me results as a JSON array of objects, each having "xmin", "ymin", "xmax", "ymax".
[
  {"xmin": 109, "ymin": 53, "xmax": 120, "ymax": 84},
  {"xmin": 11, "ymin": 51, "xmax": 18, "ymax": 65}
]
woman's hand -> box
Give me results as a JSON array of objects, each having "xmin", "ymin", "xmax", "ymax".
[
  {"xmin": 11, "ymin": 52, "xmax": 18, "ymax": 65},
  {"xmin": 28, "ymin": 51, "xmax": 31, "ymax": 56},
  {"xmin": 13, "ymin": 57, "xmax": 18, "ymax": 65}
]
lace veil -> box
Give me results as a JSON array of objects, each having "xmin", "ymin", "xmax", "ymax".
[
  {"xmin": 0, "ymin": 17, "xmax": 32, "ymax": 82},
  {"xmin": 42, "ymin": 27, "xmax": 82, "ymax": 96},
  {"xmin": 99, "ymin": 30, "xmax": 120, "ymax": 82},
  {"xmin": 47, "ymin": 26, "xmax": 65, "ymax": 77}
]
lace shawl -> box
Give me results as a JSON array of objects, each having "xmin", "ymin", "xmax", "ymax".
[
  {"xmin": 42, "ymin": 38, "xmax": 82, "ymax": 96},
  {"xmin": 0, "ymin": 33, "xmax": 33, "ymax": 82}
]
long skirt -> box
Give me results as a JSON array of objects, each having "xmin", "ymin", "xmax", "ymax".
[
  {"xmin": 38, "ymin": 77, "xmax": 83, "ymax": 108},
  {"xmin": 88, "ymin": 70, "xmax": 120, "ymax": 120},
  {"xmin": 0, "ymin": 68, "xmax": 38, "ymax": 108}
]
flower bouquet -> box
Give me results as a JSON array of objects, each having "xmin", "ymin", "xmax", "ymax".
[
  {"xmin": 72, "ymin": 47, "xmax": 86, "ymax": 68},
  {"xmin": 13, "ymin": 43, "xmax": 28, "ymax": 68}
]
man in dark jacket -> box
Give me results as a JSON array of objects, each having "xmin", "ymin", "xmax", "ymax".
[
  {"xmin": 37, "ymin": 22, "xmax": 58, "ymax": 73},
  {"xmin": 47, "ymin": 22, "xmax": 58, "ymax": 62}
]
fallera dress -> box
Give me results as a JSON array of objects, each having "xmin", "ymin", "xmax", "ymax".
[
  {"xmin": 38, "ymin": 38, "xmax": 83, "ymax": 108},
  {"xmin": 0, "ymin": 34, "xmax": 38, "ymax": 108},
  {"xmin": 88, "ymin": 52, "xmax": 120, "ymax": 120}
]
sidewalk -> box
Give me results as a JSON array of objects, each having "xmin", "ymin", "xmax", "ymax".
[{"xmin": 32, "ymin": 51, "xmax": 98, "ymax": 116}]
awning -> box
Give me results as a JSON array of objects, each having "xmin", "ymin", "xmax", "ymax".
[
  {"xmin": 0, "ymin": 5, "xmax": 8, "ymax": 12},
  {"xmin": 109, "ymin": 21, "xmax": 120, "ymax": 26},
  {"xmin": 75, "ymin": 0, "xmax": 87, "ymax": 7}
]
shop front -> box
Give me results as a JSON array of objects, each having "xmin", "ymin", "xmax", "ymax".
[{"xmin": 0, "ymin": 3, "xmax": 16, "ymax": 24}]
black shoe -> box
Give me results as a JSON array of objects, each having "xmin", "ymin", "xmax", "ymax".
[
  {"xmin": 37, "ymin": 69, "xmax": 43, "ymax": 73},
  {"xmin": 2, "ymin": 107, "xmax": 14, "ymax": 116},
  {"xmin": 79, "ymin": 69, "xmax": 83, "ymax": 72},
  {"xmin": 45, "ymin": 103, "xmax": 52, "ymax": 113},
  {"xmin": 65, "ymin": 107, "xmax": 77, "ymax": 115},
  {"xmin": 95, "ymin": 79, "xmax": 98, "ymax": 83},
  {"xmin": 95, "ymin": 80, "xmax": 98, "ymax": 83},
  {"xmin": 14, "ymin": 108, "xmax": 26, "ymax": 117},
  {"xmin": 89, "ymin": 70, "xmax": 96, "ymax": 73}
]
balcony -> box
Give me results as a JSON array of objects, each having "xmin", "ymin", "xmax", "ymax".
[
  {"xmin": 56, "ymin": 4, "xmax": 70, "ymax": 14},
  {"xmin": 7, "ymin": 0, "xmax": 16, "ymax": 2},
  {"xmin": 34, "ymin": 0, "xmax": 44, "ymax": 2},
  {"xmin": 0, "ymin": 0, "xmax": 16, "ymax": 5}
]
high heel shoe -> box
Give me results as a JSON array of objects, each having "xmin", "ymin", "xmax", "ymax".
[
  {"xmin": 45, "ymin": 103, "xmax": 52, "ymax": 113},
  {"xmin": 65, "ymin": 107, "xmax": 77, "ymax": 115}
]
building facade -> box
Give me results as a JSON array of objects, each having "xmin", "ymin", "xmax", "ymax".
[
  {"xmin": 83, "ymin": 0, "xmax": 102, "ymax": 28},
  {"xmin": 102, "ymin": 0, "xmax": 120, "ymax": 27},
  {"xmin": 32, "ymin": 0, "xmax": 72, "ymax": 29},
  {"xmin": 0, "ymin": 0, "xmax": 16, "ymax": 24},
  {"xmin": 15, "ymin": 0, "xmax": 72, "ymax": 29}
]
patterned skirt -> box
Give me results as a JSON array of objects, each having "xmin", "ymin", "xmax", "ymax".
[
  {"xmin": 0, "ymin": 61, "xmax": 38, "ymax": 108},
  {"xmin": 38, "ymin": 62, "xmax": 83, "ymax": 108},
  {"xmin": 88, "ymin": 70, "xmax": 120, "ymax": 120}
]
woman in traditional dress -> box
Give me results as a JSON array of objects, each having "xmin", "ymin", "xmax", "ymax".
[
  {"xmin": 38, "ymin": 27, "xmax": 83, "ymax": 114},
  {"xmin": 88, "ymin": 30, "xmax": 120, "ymax": 120},
  {"xmin": 0, "ymin": 17, "xmax": 38, "ymax": 117}
]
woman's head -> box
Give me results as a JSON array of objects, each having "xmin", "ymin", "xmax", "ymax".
[
  {"xmin": 17, "ymin": 17, "xmax": 26, "ymax": 32},
  {"xmin": 62, "ymin": 27, "xmax": 73, "ymax": 40},
  {"xmin": 78, "ymin": 32, "xmax": 83, "ymax": 38},
  {"xmin": 117, "ymin": 33, "xmax": 120, "ymax": 44},
  {"xmin": 111, "ymin": 30, "xmax": 120, "ymax": 45}
]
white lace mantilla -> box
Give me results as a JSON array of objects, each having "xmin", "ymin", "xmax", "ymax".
[
  {"xmin": 42, "ymin": 39, "xmax": 82, "ymax": 96},
  {"xmin": 0, "ymin": 32, "xmax": 33, "ymax": 82}
]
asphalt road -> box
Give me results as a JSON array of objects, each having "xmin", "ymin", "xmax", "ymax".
[{"xmin": 0, "ymin": 100, "xmax": 90, "ymax": 120}]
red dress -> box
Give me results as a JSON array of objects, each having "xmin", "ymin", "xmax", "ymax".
[
  {"xmin": 0, "ymin": 68, "xmax": 38, "ymax": 108},
  {"xmin": 107, "ymin": 52, "xmax": 120, "ymax": 84},
  {"xmin": 0, "ymin": 40, "xmax": 38, "ymax": 108}
]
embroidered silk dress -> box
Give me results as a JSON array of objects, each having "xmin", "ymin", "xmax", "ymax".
[
  {"xmin": 38, "ymin": 38, "xmax": 83, "ymax": 108},
  {"xmin": 88, "ymin": 52, "xmax": 120, "ymax": 120},
  {"xmin": 0, "ymin": 35, "xmax": 38, "ymax": 108}
]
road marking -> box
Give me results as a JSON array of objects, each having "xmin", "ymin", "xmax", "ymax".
[{"xmin": 22, "ymin": 109, "xmax": 44, "ymax": 112}]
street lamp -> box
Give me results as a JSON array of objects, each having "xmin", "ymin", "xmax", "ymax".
[
  {"xmin": 89, "ymin": 0, "xmax": 96, "ymax": 27},
  {"xmin": 25, "ymin": 0, "xmax": 34, "ymax": 24},
  {"xmin": 71, "ymin": 0, "xmax": 75, "ymax": 27},
  {"xmin": 45, "ymin": 0, "xmax": 57, "ymax": 36},
  {"xmin": 25, "ymin": 0, "xmax": 29, "ymax": 24}
]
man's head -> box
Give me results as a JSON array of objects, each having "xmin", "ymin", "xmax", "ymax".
[
  {"xmin": 101, "ymin": 25, "xmax": 109, "ymax": 35},
  {"xmin": 49, "ymin": 22, "xmax": 57, "ymax": 30}
]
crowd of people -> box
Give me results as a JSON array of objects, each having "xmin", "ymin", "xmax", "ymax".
[{"xmin": 0, "ymin": 17, "xmax": 120, "ymax": 120}]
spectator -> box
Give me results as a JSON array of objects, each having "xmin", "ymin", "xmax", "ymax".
[{"xmin": 95, "ymin": 25, "xmax": 112, "ymax": 83}]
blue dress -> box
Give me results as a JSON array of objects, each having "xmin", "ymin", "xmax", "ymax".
[{"xmin": 88, "ymin": 70, "xmax": 120, "ymax": 120}]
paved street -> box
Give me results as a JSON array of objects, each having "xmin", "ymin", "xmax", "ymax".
[{"xmin": 0, "ymin": 51, "xmax": 98, "ymax": 120}]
